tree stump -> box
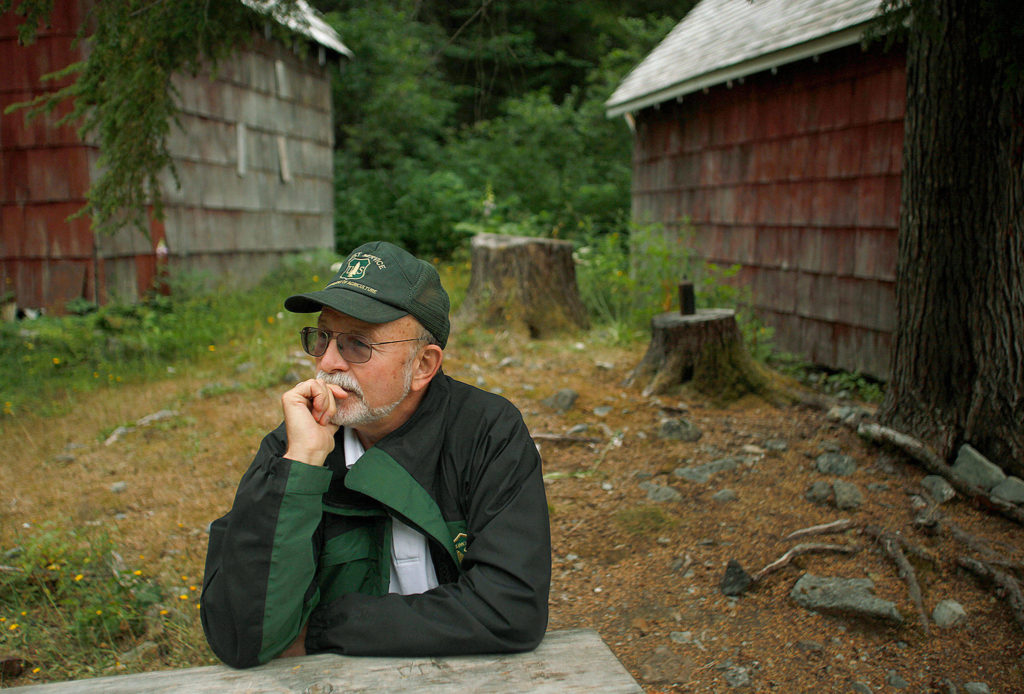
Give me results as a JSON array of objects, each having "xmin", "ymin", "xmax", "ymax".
[
  {"xmin": 458, "ymin": 233, "xmax": 589, "ymax": 337},
  {"xmin": 625, "ymin": 309, "xmax": 769, "ymax": 399}
]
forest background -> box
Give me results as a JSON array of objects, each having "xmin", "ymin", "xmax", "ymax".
[{"xmin": 311, "ymin": 0, "xmax": 691, "ymax": 259}]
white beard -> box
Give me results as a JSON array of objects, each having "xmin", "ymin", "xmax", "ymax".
[{"xmin": 316, "ymin": 365, "xmax": 413, "ymax": 428}]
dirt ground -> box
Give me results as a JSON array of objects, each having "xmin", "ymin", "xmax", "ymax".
[{"xmin": 2, "ymin": 330, "xmax": 1022, "ymax": 692}]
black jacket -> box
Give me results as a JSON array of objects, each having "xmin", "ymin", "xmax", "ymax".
[{"xmin": 200, "ymin": 373, "xmax": 551, "ymax": 668}]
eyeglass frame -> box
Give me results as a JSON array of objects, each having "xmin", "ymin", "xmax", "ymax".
[{"xmin": 299, "ymin": 326, "xmax": 427, "ymax": 363}]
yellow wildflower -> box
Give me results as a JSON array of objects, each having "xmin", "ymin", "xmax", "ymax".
[
  {"xmin": 133, "ymin": 570, "xmax": 142, "ymax": 576},
  {"xmin": 179, "ymin": 594, "xmax": 189, "ymax": 600},
  {"xmin": 75, "ymin": 574, "xmax": 84, "ymax": 581},
  {"xmin": 52, "ymin": 357, "xmax": 60, "ymax": 365},
  {"xmin": 9, "ymin": 623, "xmax": 18, "ymax": 630},
  {"xmin": 95, "ymin": 610, "xmax": 103, "ymax": 616},
  {"xmin": 159, "ymin": 609, "xmax": 169, "ymax": 616},
  {"xmin": 208, "ymin": 345, "xmax": 216, "ymax": 352}
]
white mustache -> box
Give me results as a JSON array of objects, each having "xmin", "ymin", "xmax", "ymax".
[{"xmin": 316, "ymin": 370, "xmax": 363, "ymax": 400}]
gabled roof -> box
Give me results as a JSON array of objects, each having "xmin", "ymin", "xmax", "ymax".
[
  {"xmin": 606, "ymin": 0, "xmax": 881, "ymax": 117},
  {"xmin": 241, "ymin": 0, "xmax": 353, "ymax": 58}
]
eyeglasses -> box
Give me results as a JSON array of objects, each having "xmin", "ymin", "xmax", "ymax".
[{"xmin": 299, "ymin": 327, "xmax": 426, "ymax": 363}]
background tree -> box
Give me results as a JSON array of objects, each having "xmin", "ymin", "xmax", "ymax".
[{"xmin": 873, "ymin": 0, "xmax": 1024, "ymax": 474}]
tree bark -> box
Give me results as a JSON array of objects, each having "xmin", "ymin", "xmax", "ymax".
[
  {"xmin": 877, "ymin": 0, "xmax": 1024, "ymax": 475},
  {"xmin": 458, "ymin": 233, "xmax": 589, "ymax": 337}
]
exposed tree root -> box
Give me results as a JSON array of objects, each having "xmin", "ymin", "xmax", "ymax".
[
  {"xmin": 864, "ymin": 525, "xmax": 930, "ymax": 633},
  {"xmin": 858, "ymin": 422, "xmax": 1024, "ymax": 526},
  {"xmin": 957, "ymin": 556, "xmax": 1024, "ymax": 633}
]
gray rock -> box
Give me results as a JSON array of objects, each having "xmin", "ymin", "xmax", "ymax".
[
  {"xmin": 720, "ymin": 559, "xmax": 753, "ymax": 596},
  {"xmin": 723, "ymin": 666, "xmax": 751, "ymax": 688},
  {"xmin": 659, "ymin": 418, "xmax": 703, "ymax": 442},
  {"xmin": 932, "ymin": 599, "xmax": 967, "ymax": 627},
  {"xmin": 849, "ymin": 682, "xmax": 873, "ymax": 694},
  {"xmin": 567, "ymin": 423, "xmax": 590, "ymax": 435},
  {"xmin": 795, "ymin": 639, "xmax": 823, "ymax": 654},
  {"xmin": 639, "ymin": 482, "xmax": 681, "ymax": 502},
  {"xmin": 790, "ymin": 574, "xmax": 903, "ymax": 624},
  {"xmin": 806, "ymin": 480, "xmax": 833, "ymax": 505},
  {"xmin": 833, "ymin": 479, "xmax": 864, "ymax": 510},
  {"xmin": 764, "ymin": 438, "xmax": 789, "ymax": 452},
  {"xmin": 816, "ymin": 453, "xmax": 857, "ymax": 476},
  {"xmin": 950, "ymin": 444, "xmax": 1006, "ymax": 491},
  {"xmin": 713, "ymin": 489, "xmax": 738, "ymax": 503},
  {"xmin": 938, "ymin": 678, "xmax": 958, "ymax": 694},
  {"xmin": 110, "ymin": 481, "xmax": 128, "ymax": 493},
  {"xmin": 593, "ymin": 406, "xmax": 613, "ymax": 417},
  {"xmin": 885, "ymin": 670, "xmax": 909, "ymax": 689},
  {"xmin": 921, "ymin": 475, "xmax": 956, "ymax": 504},
  {"xmin": 991, "ymin": 476, "xmax": 1024, "ymax": 504},
  {"xmin": 963, "ymin": 684, "xmax": 990, "ymax": 694},
  {"xmin": 542, "ymin": 389, "xmax": 578, "ymax": 413},
  {"xmin": 673, "ymin": 457, "xmax": 743, "ymax": 484}
]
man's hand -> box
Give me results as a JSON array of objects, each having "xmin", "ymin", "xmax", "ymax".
[{"xmin": 281, "ymin": 379, "xmax": 347, "ymax": 467}]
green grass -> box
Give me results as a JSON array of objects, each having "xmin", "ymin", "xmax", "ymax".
[
  {"xmin": 0, "ymin": 253, "xmax": 336, "ymax": 419},
  {"xmin": 0, "ymin": 524, "xmax": 190, "ymax": 682}
]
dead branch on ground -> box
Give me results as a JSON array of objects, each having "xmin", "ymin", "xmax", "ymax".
[
  {"xmin": 752, "ymin": 543, "xmax": 860, "ymax": 583},
  {"xmin": 784, "ymin": 519, "xmax": 859, "ymax": 541}
]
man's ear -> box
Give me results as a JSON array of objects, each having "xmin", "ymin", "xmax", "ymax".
[{"xmin": 410, "ymin": 344, "xmax": 443, "ymax": 392}]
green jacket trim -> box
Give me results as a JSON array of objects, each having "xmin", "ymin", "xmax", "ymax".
[
  {"xmin": 345, "ymin": 447, "xmax": 466, "ymax": 573},
  {"xmin": 258, "ymin": 462, "xmax": 331, "ymax": 663}
]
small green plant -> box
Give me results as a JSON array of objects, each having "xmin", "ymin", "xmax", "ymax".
[
  {"xmin": 0, "ymin": 524, "xmax": 174, "ymax": 681},
  {"xmin": 614, "ymin": 505, "xmax": 678, "ymax": 535}
]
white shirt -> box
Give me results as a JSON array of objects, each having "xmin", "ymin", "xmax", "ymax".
[{"xmin": 343, "ymin": 427, "xmax": 439, "ymax": 595}]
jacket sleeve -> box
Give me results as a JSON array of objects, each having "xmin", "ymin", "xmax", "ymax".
[
  {"xmin": 305, "ymin": 406, "xmax": 551, "ymax": 657},
  {"xmin": 200, "ymin": 426, "xmax": 333, "ymax": 668}
]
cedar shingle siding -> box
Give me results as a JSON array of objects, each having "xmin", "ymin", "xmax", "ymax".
[
  {"xmin": 0, "ymin": 0, "xmax": 347, "ymax": 312},
  {"xmin": 609, "ymin": 0, "xmax": 899, "ymax": 378}
]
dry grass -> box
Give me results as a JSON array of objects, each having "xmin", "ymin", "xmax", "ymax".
[{"xmin": 2, "ymin": 327, "xmax": 1023, "ymax": 691}]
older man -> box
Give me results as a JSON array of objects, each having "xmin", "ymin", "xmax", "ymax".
[{"xmin": 200, "ymin": 241, "xmax": 551, "ymax": 669}]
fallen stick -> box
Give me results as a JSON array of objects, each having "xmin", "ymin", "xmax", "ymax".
[
  {"xmin": 784, "ymin": 519, "xmax": 858, "ymax": 541},
  {"xmin": 857, "ymin": 422, "xmax": 1024, "ymax": 526},
  {"xmin": 752, "ymin": 543, "xmax": 860, "ymax": 582},
  {"xmin": 957, "ymin": 556, "xmax": 1024, "ymax": 633}
]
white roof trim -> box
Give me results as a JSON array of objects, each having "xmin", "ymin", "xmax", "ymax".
[{"xmin": 606, "ymin": 23, "xmax": 869, "ymax": 117}]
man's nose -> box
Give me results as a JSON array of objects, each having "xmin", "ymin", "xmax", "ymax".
[{"xmin": 317, "ymin": 335, "xmax": 350, "ymax": 372}]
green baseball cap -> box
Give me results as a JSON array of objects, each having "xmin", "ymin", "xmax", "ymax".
[{"xmin": 284, "ymin": 241, "xmax": 451, "ymax": 348}]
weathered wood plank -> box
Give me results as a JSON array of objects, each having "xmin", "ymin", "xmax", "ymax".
[{"xmin": 13, "ymin": 629, "xmax": 642, "ymax": 693}]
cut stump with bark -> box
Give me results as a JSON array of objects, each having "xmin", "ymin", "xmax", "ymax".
[
  {"xmin": 458, "ymin": 233, "xmax": 589, "ymax": 337},
  {"xmin": 625, "ymin": 309, "xmax": 769, "ymax": 399}
]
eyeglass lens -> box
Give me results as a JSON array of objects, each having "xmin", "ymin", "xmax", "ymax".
[{"xmin": 300, "ymin": 328, "xmax": 373, "ymax": 362}]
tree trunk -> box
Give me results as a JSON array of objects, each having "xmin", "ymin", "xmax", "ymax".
[
  {"xmin": 877, "ymin": 0, "xmax": 1024, "ymax": 475},
  {"xmin": 458, "ymin": 233, "xmax": 589, "ymax": 337}
]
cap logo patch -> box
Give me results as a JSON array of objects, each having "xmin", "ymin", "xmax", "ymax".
[{"xmin": 343, "ymin": 257, "xmax": 371, "ymax": 279}]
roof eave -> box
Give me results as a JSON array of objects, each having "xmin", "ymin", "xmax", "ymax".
[{"xmin": 606, "ymin": 23, "xmax": 873, "ymax": 118}]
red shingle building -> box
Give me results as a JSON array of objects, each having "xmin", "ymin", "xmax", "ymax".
[
  {"xmin": 607, "ymin": 0, "xmax": 899, "ymax": 378},
  {"xmin": 0, "ymin": 0, "xmax": 350, "ymax": 314}
]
